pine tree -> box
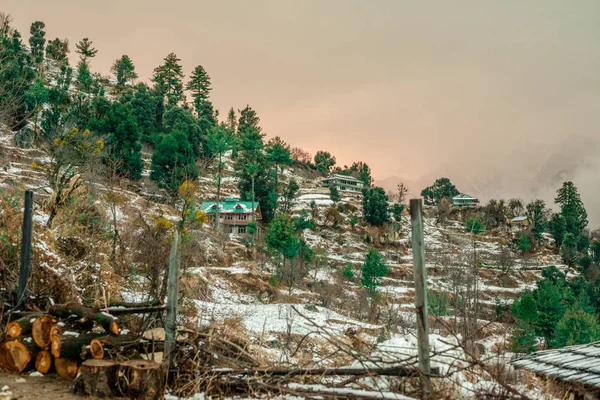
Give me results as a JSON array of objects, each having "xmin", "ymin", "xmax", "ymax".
[
  {"xmin": 349, "ymin": 161, "xmax": 373, "ymax": 186},
  {"xmin": 152, "ymin": 53, "xmax": 184, "ymax": 106},
  {"xmin": 28, "ymin": 21, "xmax": 46, "ymax": 68},
  {"xmin": 119, "ymin": 83, "xmax": 161, "ymax": 137},
  {"xmin": 75, "ymin": 38, "xmax": 97, "ymax": 63},
  {"xmin": 237, "ymin": 105, "xmax": 262, "ymax": 134},
  {"xmin": 362, "ymin": 187, "xmax": 389, "ymax": 225},
  {"xmin": 421, "ymin": 177, "xmax": 460, "ymax": 205},
  {"xmin": 361, "ymin": 249, "xmax": 389, "ymax": 294},
  {"xmin": 562, "ymin": 233, "xmax": 578, "ymax": 267},
  {"xmin": 45, "ymin": 38, "xmax": 69, "ymax": 62},
  {"xmin": 526, "ymin": 199, "xmax": 548, "ymax": 241},
  {"xmin": 314, "ymin": 151, "xmax": 336, "ymax": 175},
  {"xmin": 552, "ymin": 309, "xmax": 600, "ymax": 347},
  {"xmin": 548, "ymin": 213, "xmax": 567, "ymax": 251},
  {"xmin": 555, "ymin": 181, "xmax": 588, "ymax": 237},
  {"xmin": 265, "ymin": 213, "xmax": 299, "ymax": 269},
  {"xmin": 266, "ymin": 136, "xmax": 292, "ymax": 193},
  {"xmin": 329, "ymin": 185, "xmax": 340, "ymax": 203},
  {"xmin": 94, "ymin": 102, "xmax": 143, "ymax": 180},
  {"xmin": 225, "ymin": 107, "xmax": 237, "ymax": 134},
  {"xmin": 150, "ymin": 132, "xmax": 198, "ymax": 194},
  {"xmin": 162, "ymin": 106, "xmax": 203, "ymax": 157},
  {"xmin": 76, "ymin": 61, "xmax": 93, "ymax": 92},
  {"xmin": 111, "ymin": 55, "xmax": 138, "ymax": 87},
  {"xmin": 186, "ymin": 64, "xmax": 212, "ymax": 115}
]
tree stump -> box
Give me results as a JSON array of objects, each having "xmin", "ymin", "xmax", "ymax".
[
  {"xmin": 7, "ymin": 314, "xmax": 42, "ymax": 338},
  {"xmin": 32, "ymin": 315, "xmax": 56, "ymax": 348},
  {"xmin": 55, "ymin": 358, "xmax": 80, "ymax": 380},
  {"xmin": 51, "ymin": 333, "xmax": 104, "ymax": 360},
  {"xmin": 74, "ymin": 359, "xmax": 119, "ymax": 398},
  {"xmin": 118, "ymin": 360, "xmax": 165, "ymax": 400},
  {"xmin": 35, "ymin": 350, "xmax": 53, "ymax": 374},
  {"xmin": 0, "ymin": 338, "xmax": 37, "ymax": 373}
]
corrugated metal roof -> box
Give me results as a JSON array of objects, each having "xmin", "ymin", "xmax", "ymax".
[
  {"xmin": 453, "ymin": 193, "xmax": 478, "ymax": 200},
  {"xmin": 322, "ymin": 174, "xmax": 363, "ymax": 183},
  {"xmin": 511, "ymin": 216, "xmax": 528, "ymax": 222},
  {"xmin": 512, "ymin": 341, "xmax": 600, "ymax": 389},
  {"xmin": 201, "ymin": 199, "xmax": 258, "ymax": 213}
]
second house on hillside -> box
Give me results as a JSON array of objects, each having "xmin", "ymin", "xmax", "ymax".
[
  {"xmin": 321, "ymin": 173, "xmax": 364, "ymax": 192},
  {"xmin": 201, "ymin": 196, "xmax": 262, "ymax": 236},
  {"xmin": 452, "ymin": 193, "xmax": 480, "ymax": 207}
]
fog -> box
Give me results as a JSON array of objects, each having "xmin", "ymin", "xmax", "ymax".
[{"xmin": 4, "ymin": 1, "xmax": 600, "ymax": 226}]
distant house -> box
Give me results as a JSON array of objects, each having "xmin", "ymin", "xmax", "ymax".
[
  {"xmin": 321, "ymin": 174, "xmax": 365, "ymax": 192},
  {"xmin": 452, "ymin": 193, "xmax": 480, "ymax": 207},
  {"xmin": 513, "ymin": 341, "xmax": 600, "ymax": 399},
  {"xmin": 509, "ymin": 216, "xmax": 529, "ymax": 231},
  {"xmin": 200, "ymin": 196, "xmax": 262, "ymax": 235}
]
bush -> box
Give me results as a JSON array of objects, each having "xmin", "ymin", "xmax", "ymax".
[
  {"xmin": 518, "ymin": 232, "xmax": 532, "ymax": 254},
  {"xmin": 552, "ymin": 308, "xmax": 600, "ymax": 347},
  {"xmin": 342, "ymin": 262, "xmax": 355, "ymax": 280},
  {"xmin": 428, "ymin": 291, "xmax": 449, "ymax": 316},
  {"xmin": 465, "ymin": 217, "xmax": 485, "ymax": 235},
  {"xmin": 361, "ymin": 249, "xmax": 389, "ymax": 294}
]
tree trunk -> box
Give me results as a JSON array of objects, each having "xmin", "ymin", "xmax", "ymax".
[
  {"xmin": 32, "ymin": 315, "xmax": 56, "ymax": 348},
  {"xmin": 51, "ymin": 333, "xmax": 105, "ymax": 360},
  {"xmin": 35, "ymin": 350, "xmax": 53, "ymax": 374},
  {"xmin": 48, "ymin": 303, "xmax": 119, "ymax": 335},
  {"xmin": 0, "ymin": 338, "xmax": 37, "ymax": 373},
  {"xmin": 74, "ymin": 359, "xmax": 119, "ymax": 398},
  {"xmin": 215, "ymin": 151, "xmax": 222, "ymax": 232},
  {"xmin": 7, "ymin": 314, "xmax": 43, "ymax": 338},
  {"xmin": 55, "ymin": 358, "xmax": 80, "ymax": 380},
  {"xmin": 104, "ymin": 299, "xmax": 163, "ymax": 308},
  {"xmin": 117, "ymin": 360, "xmax": 166, "ymax": 400}
]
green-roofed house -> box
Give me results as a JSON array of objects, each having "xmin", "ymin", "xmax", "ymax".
[
  {"xmin": 200, "ymin": 196, "xmax": 262, "ymax": 235},
  {"xmin": 452, "ymin": 193, "xmax": 480, "ymax": 207}
]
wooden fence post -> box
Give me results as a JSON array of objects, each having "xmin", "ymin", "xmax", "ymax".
[
  {"xmin": 17, "ymin": 190, "xmax": 34, "ymax": 310},
  {"xmin": 164, "ymin": 230, "xmax": 181, "ymax": 367},
  {"xmin": 410, "ymin": 198, "xmax": 432, "ymax": 396}
]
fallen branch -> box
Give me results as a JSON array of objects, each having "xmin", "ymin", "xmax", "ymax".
[
  {"xmin": 285, "ymin": 383, "xmax": 415, "ymax": 400},
  {"xmin": 48, "ymin": 303, "xmax": 119, "ymax": 335}
]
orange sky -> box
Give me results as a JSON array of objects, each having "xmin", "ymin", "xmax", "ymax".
[{"xmin": 4, "ymin": 1, "xmax": 600, "ymax": 225}]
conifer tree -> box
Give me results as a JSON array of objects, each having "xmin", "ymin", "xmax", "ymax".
[
  {"xmin": 329, "ymin": 185, "xmax": 340, "ymax": 203},
  {"xmin": 314, "ymin": 151, "xmax": 336, "ymax": 175},
  {"xmin": 186, "ymin": 64, "xmax": 212, "ymax": 115},
  {"xmin": 266, "ymin": 136, "xmax": 292, "ymax": 192},
  {"xmin": 152, "ymin": 53, "xmax": 184, "ymax": 106},
  {"xmin": 150, "ymin": 132, "xmax": 198, "ymax": 194},
  {"xmin": 548, "ymin": 213, "xmax": 567, "ymax": 251},
  {"xmin": 237, "ymin": 105, "xmax": 262, "ymax": 134},
  {"xmin": 119, "ymin": 83, "xmax": 161, "ymax": 137},
  {"xmin": 225, "ymin": 107, "xmax": 237, "ymax": 134},
  {"xmin": 421, "ymin": 177, "xmax": 460, "ymax": 205},
  {"xmin": 206, "ymin": 124, "xmax": 234, "ymax": 229},
  {"xmin": 94, "ymin": 102, "xmax": 143, "ymax": 180},
  {"xmin": 28, "ymin": 21, "xmax": 46, "ymax": 68},
  {"xmin": 361, "ymin": 249, "xmax": 389, "ymax": 294},
  {"xmin": 162, "ymin": 106, "xmax": 203, "ymax": 157},
  {"xmin": 362, "ymin": 187, "xmax": 390, "ymax": 225},
  {"xmin": 349, "ymin": 161, "xmax": 373, "ymax": 186},
  {"xmin": 526, "ymin": 199, "xmax": 548, "ymax": 241},
  {"xmin": 76, "ymin": 61, "xmax": 93, "ymax": 92},
  {"xmin": 75, "ymin": 38, "xmax": 97, "ymax": 62},
  {"xmin": 555, "ymin": 181, "xmax": 588, "ymax": 237},
  {"xmin": 111, "ymin": 55, "xmax": 138, "ymax": 87},
  {"xmin": 46, "ymin": 38, "xmax": 69, "ymax": 62}
]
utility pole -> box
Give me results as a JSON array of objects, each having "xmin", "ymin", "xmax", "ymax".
[
  {"xmin": 410, "ymin": 198, "xmax": 432, "ymax": 397},
  {"xmin": 17, "ymin": 190, "xmax": 34, "ymax": 310}
]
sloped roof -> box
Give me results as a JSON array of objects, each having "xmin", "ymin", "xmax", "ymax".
[
  {"xmin": 201, "ymin": 198, "xmax": 259, "ymax": 213},
  {"xmin": 512, "ymin": 341, "xmax": 600, "ymax": 389},
  {"xmin": 511, "ymin": 216, "xmax": 528, "ymax": 222},
  {"xmin": 322, "ymin": 173, "xmax": 363, "ymax": 183},
  {"xmin": 453, "ymin": 193, "xmax": 478, "ymax": 200}
]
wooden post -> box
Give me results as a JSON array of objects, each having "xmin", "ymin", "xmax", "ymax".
[
  {"xmin": 163, "ymin": 230, "xmax": 181, "ymax": 367},
  {"xmin": 17, "ymin": 190, "xmax": 34, "ymax": 310},
  {"xmin": 410, "ymin": 198, "xmax": 432, "ymax": 396}
]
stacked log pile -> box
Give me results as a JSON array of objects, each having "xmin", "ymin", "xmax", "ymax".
[{"xmin": 0, "ymin": 302, "xmax": 166, "ymax": 399}]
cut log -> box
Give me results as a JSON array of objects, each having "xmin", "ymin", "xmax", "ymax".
[
  {"xmin": 7, "ymin": 314, "xmax": 43, "ymax": 338},
  {"xmin": 106, "ymin": 305, "xmax": 166, "ymax": 316},
  {"xmin": 74, "ymin": 359, "xmax": 119, "ymax": 398},
  {"xmin": 32, "ymin": 315, "xmax": 56, "ymax": 348},
  {"xmin": 117, "ymin": 360, "xmax": 165, "ymax": 400},
  {"xmin": 55, "ymin": 358, "xmax": 79, "ymax": 380},
  {"xmin": 106, "ymin": 299, "xmax": 163, "ymax": 308},
  {"xmin": 51, "ymin": 333, "xmax": 105, "ymax": 360},
  {"xmin": 0, "ymin": 338, "xmax": 37, "ymax": 373},
  {"xmin": 35, "ymin": 350, "xmax": 53, "ymax": 374},
  {"xmin": 48, "ymin": 303, "xmax": 119, "ymax": 335}
]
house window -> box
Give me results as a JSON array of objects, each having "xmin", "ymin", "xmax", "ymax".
[
  {"xmin": 238, "ymin": 214, "xmax": 247, "ymax": 220},
  {"xmin": 238, "ymin": 226, "xmax": 246, "ymax": 234},
  {"xmin": 225, "ymin": 215, "xmax": 233, "ymax": 220}
]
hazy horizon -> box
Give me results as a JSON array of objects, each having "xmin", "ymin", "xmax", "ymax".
[{"xmin": 4, "ymin": 1, "xmax": 600, "ymax": 226}]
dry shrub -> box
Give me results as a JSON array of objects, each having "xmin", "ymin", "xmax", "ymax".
[
  {"xmin": 56, "ymin": 236, "xmax": 88, "ymax": 260},
  {"xmin": 0, "ymin": 190, "xmax": 22, "ymax": 288},
  {"xmin": 227, "ymin": 270, "xmax": 276, "ymax": 303}
]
